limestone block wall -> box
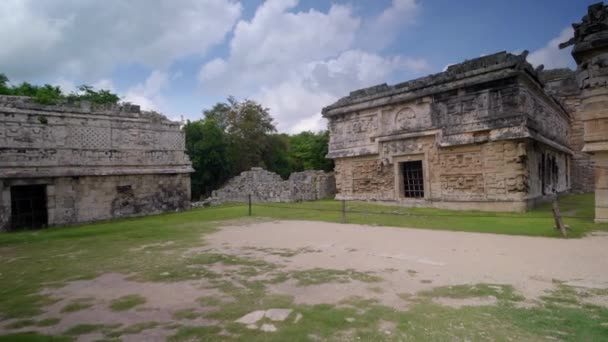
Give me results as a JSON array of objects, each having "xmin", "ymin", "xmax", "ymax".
[
  {"xmin": 208, "ymin": 168, "xmax": 336, "ymax": 203},
  {"xmin": 0, "ymin": 95, "xmax": 193, "ymax": 230},
  {"xmin": 333, "ymin": 139, "xmax": 567, "ymax": 212},
  {"xmin": 0, "ymin": 95, "xmax": 192, "ymax": 178},
  {"xmin": 0, "ymin": 173, "xmax": 190, "ymax": 229},
  {"xmin": 542, "ymin": 69, "xmax": 594, "ymax": 193}
]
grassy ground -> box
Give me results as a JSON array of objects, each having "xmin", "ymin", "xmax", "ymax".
[
  {"xmin": 0, "ymin": 193, "xmax": 607, "ymax": 341},
  {"xmin": 247, "ymin": 193, "xmax": 608, "ymax": 238}
]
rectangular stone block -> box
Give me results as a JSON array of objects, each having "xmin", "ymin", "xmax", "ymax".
[
  {"xmin": 596, "ymin": 190, "xmax": 608, "ymax": 210},
  {"xmin": 595, "ymin": 207, "xmax": 608, "ymax": 223}
]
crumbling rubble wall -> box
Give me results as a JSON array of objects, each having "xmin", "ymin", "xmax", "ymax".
[{"xmin": 205, "ymin": 167, "xmax": 335, "ymax": 204}]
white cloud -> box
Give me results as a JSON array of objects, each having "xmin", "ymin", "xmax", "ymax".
[
  {"xmin": 0, "ymin": 0, "xmax": 242, "ymax": 80},
  {"xmin": 359, "ymin": 0, "xmax": 420, "ymax": 49},
  {"xmin": 124, "ymin": 71, "xmax": 169, "ymax": 112},
  {"xmin": 528, "ymin": 27, "xmax": 575, "ymax": 69},
  {"xmin": 255, "ymin": 50, "xmax": 430, "ymax": 133},
  {"xmin": 199, "ymin": 0, "xmax": 428, "ymax": 133}
]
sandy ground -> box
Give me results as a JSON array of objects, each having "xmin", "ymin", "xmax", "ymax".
[
  {"xmin": 4, "ymin": 220, "xmax": 608, "ymax": 340},
  {"xmin": 206, "ymin": 220, "xmax": 608, "ymax": 304}
]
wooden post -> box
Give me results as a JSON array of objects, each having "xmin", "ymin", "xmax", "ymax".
[
  {"xmin": 552, "ymin": 196, "xmax": 567, "ymax": 238},
  {"xmin": 248, "ymin": 194, "xmax": 252, "ymax": 216},
  {"xmin": 341, "ymin": 199, "xmax": 346, "ymax": 224}
]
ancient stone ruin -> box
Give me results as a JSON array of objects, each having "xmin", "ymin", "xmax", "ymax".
[
  {"xmin": 559, "ymin": 2, "xmax": 608, "ymax": 222},
  {"xmin": 200, "ymin": 167, "xmax": 335, "ymax": 205},
  {"xmin": 323, "ymin": 51, "xmax": 576, "ymax": 212},
  {"xmin": 0, "ymin": 96, "xmax": 193, "ymax": 230}
]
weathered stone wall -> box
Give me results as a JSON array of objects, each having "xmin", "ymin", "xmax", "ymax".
[
  {"xmin": 205, "ymin": 168, "xmax": 335, "ymax": 204},
  {"xmin": 0, "ymin": 95, "xmax": 193, "ymax": 229},
  {"xmin": 0, "ymin": 96, "xmax": 192, "ymax": 178},
  {"xmin": 542, "ymin": 69, "xmax": 594, "ymax": 193},
  {"xmin": 334, "ymin": 139, "xmax": 547, "ymax": 211},
  {"xmin": 0, "ymin": 174, "xmax": 190, "ymax": 228},
  {"xmin": 323, "ymin": 52, "xmax": 572, "ymax": 212}
]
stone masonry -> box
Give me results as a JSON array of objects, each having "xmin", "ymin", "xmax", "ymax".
[
  {"xmin": 0, "ymin": 96, "xmax": 193, "ymax": 230},
  {"xmin": 542, "ymin": 69, "xmax": 595, "ymax": 193},
  {"xmin": 560, "ymin": 3, "xmax": 608, "ymax": 223},
  {"xmin": 203, "ymin": 167, "xmax": 335, "ymax": 204},
  {"xmin": 323, "ymin": 52, "xmax": 572, "ymax": 212}
]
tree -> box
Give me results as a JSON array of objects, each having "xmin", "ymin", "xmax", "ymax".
[
  {"xmin": 184, "ymin": 119, "xmax": 232, "ymax": 199},
  {"xmin": 0, "ymin": 74, "xmax": 9, "ymax": 94},
  {"xmin": 204, "ymin": 97, "xmax": 276, "ymax": 175},
  {"xmin": 0, "ymin": 73, "xmax": 120, "ymax": 105},
  {"xmin": 289, "ymin": 130, "xmax": 334, "ymax": 172},
  {"xmin": 263, "ymin": 133, "xmax": 291, "ymax": 178}
]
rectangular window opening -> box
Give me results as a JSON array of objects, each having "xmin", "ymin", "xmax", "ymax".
[{"xmin": 402, "ymin": 160, "xmax": 424, "ymax": 198}]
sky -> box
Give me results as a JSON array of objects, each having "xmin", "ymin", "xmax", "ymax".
[{"xmin": 0, "ymin": 0, "xmax": 592, "ymax": 133}]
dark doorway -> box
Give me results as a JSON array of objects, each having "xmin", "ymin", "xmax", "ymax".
[
  {"xmin": 10, "ymin": 185, "xmax": 48, "ymax": 230},
  {"xmin": 402, "ymin": 161, "xmax": 424, "ymax": 198}
]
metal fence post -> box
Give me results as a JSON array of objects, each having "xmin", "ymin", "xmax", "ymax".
[
  {"xmin": 341, "ymin": 199, "xmax": 346, "ymax": 224},
  {"xmin": 248, "ymin": 194, "xmax": 252, "ymax": 216}
]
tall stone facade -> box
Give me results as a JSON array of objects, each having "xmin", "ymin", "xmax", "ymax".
[
  {"xmin": 203, "ymin": 167, "xmax": 336, "ymax": 204},
  {"xmin": 560, "ymin": 3, "xmax": 608, "ymax": 223},
  {"xmin": 0, "ymin": 96, "xmax": 193, "ymax": 230},
  {"xmin": 323, "ymin": 52, "xmax": 572, "ymax": 212},
  {"xmin": 542, "ymin": 69, "xmax": 595, "ymax": 193}
]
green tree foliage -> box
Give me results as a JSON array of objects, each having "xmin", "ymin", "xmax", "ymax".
[
  {"xmin": 0, "ymin": 73, "xmax": 119, "ymax": 105},
  {"xmin": 204, "ymin": 96, "xmax": 277, "ymax": 174},
  {"xmin": 186, "ymin": 97, "xmax": 335, "ymax": 199},
  {"xmin": 263, "ymin": 133, "xmax": 291, "ymax": 179},
  {"xmin": 184, "ymin": 119, "xmax": 232, "ymax": 200},
  {"xmin": 289, "ymin": 130, "xmax": 334, "ymax": 172}
]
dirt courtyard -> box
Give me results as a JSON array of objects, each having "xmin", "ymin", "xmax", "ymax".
[
  {"xmin": 207, "ymin": 220, "xmax": 608, "ymax": 304},
  {"xmin": 3, "ymin": 220, "xmax": 608, "ymax": 341}
]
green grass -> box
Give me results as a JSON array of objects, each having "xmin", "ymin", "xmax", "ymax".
[
  {"xmin": 247, "ymin": 193, "xmax": 608, "ymax": 238},
  {"xmin": 418, "ymin": 283, "xmax": 525, "ymax": 302},
  {"xmin": 108, "ymin": 295, "xmax": 146, "ymax": 311},
  {"xmin": 60, "ymin": 298, "xmax": 94, "ymax": 313},
  {"xmin": 63, "ymin": 324, "xmax": 108, "ymax": 335},
  {"xmin": 290, "ymin": 268, "xmax": 383, "ymax": 285},
  {"xmin": 0, "ymin": 194, "xmax": 607, "ymax": 341},
  {"xmin": 0, "ymin": 333, "xmax": 72, "ymax": 342}
]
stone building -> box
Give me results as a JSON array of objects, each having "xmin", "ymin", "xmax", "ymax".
[
  {"xmin": 559, "ymin": 2, "xmax": 608, "ymax": 222},
  {"xmin": 322, "ymin": 52, "xmax": 574, "ymax": 212},
  {"xmin": 0, "ymin": 96, "xmax": 193, "ymax": 230}
]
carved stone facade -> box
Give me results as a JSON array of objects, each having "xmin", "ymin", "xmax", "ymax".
[
  {"xmin": 0, "ymin": 96, "xmax": 193, "ymax": 230},
  {"xmin": 560, "ymin": 3, "xmax": 608, "ymax": 223},
  {"xmin": 323, "ymin": 52, "xmax": 573, "ymax": 212}
]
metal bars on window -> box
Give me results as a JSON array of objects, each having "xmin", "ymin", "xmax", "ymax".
[{"xmin": 402, "ymin": 161, "xmax": 424, "ymax": 198}]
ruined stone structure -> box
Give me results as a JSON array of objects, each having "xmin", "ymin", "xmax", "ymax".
[
  {"xmin": 323, "ymin": 52, "xmax": 574, "ymax": 212},
  {"xmin": 202, "ymin": 167, "xmax": 335, "ymax": 205},
  {"xmin": 560, "ymin": 3, "xmax": 608, "ymax": 223},
  {"xmin": 0, "ymin": 96, "xmax": 193, "ymax": 230},
  {"xmin": 542, "ymin": 69, "xmax": 595, "ymax": 193}
]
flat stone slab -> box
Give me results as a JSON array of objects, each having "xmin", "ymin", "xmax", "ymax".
[
  {"xmin": 235, "ymin": 310, "xmax": 266, "ymax": 325},
  {"xmin": 235, "ymin": 308, "xmax": 293, "ymax": 325},
  {"xmin": 260, "ymin": 323, "xmax": 277, "ymax": 332},
  {"xmin": 265, "ymin": 308, "xmax": 293, "ymax": 321}
]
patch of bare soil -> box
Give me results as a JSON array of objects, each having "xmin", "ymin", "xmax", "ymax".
[
  {"xmin": 206, "ymin": 220, "xmax": 608, "ymax": 305},
  {"xmin": 582, "ymin": 295, "xmax": 608, "ymax": 308},
  {"xmin": 2, "ymin": 273, "xmax": 221, "ymax": 339}
]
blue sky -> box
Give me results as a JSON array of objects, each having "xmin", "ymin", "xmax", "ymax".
[{"xmin": 0, "ymin": 0, "xmax": 590, "ymax": 132}]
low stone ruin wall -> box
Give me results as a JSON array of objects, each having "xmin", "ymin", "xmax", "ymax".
[{"xmin": 196, "ymin": 167, "xmax": 335, "ymax": 206}]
